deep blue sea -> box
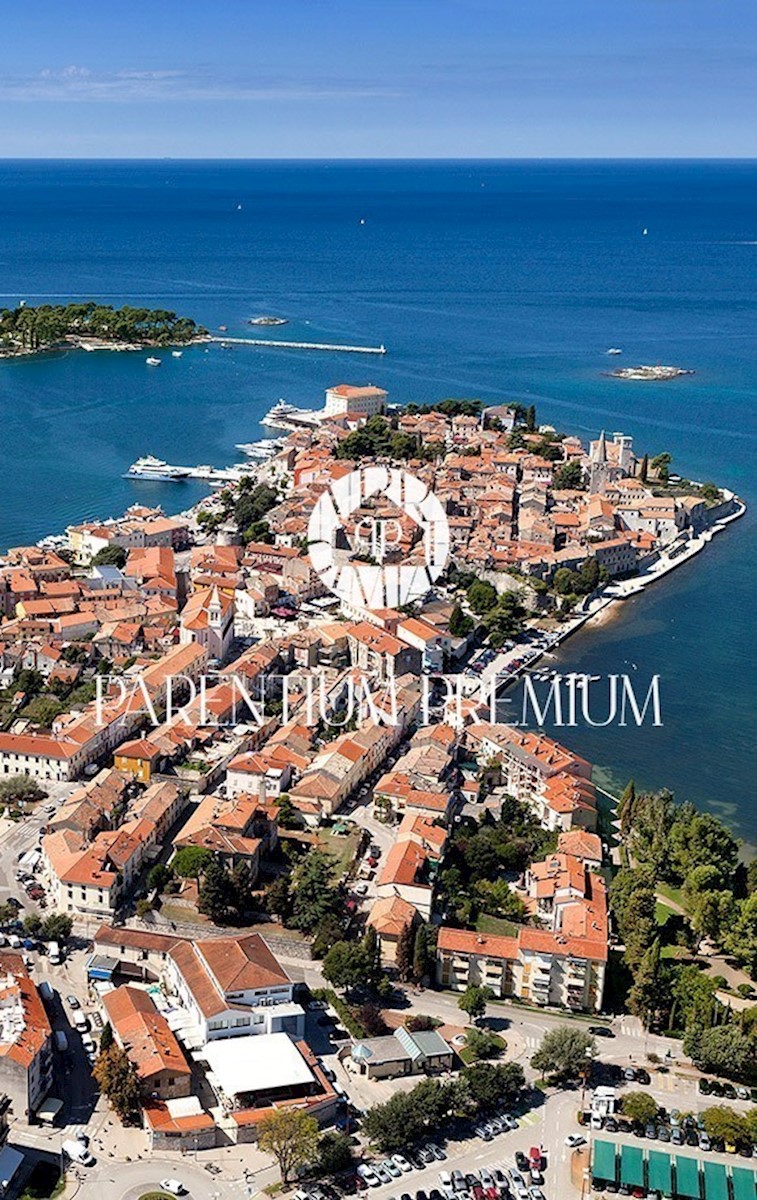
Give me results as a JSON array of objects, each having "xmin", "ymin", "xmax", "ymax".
[{"xmin": 0, "ymin": 160, "xmax": 754, "ymax": 839}]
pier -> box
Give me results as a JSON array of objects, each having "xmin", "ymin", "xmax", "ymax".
[{"xmin": 208, "ymin": 336, "xmax": 387, "ymax": 355}]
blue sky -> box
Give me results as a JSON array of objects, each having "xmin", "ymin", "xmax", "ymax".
[{"xmin": 0, "ymin": 0, "xmax": 755, "ymax": 157}]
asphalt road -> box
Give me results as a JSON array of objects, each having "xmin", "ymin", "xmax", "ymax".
[
  {"xmin": 0, "ymin": 780, "xmax": 77, "ymax": 898},
  {"xmin": 75, "ymin": 1157, "xmax": 241, "ymax": 1200}
]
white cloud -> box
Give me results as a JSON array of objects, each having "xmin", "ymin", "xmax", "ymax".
[{"xmin": 0, "ymin": 65, "xmax": 402, "ymax": 103}]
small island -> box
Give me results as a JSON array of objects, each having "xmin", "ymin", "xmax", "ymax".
[
  {"xmin": 0, "ymin": 302, "xmax": 206, "ymax": 358},
  {"xmin": 249, "ymin": 315, "xmax": 288, "ymax": 327},
  {"xmin": 610, "ymin": 364, "xmax": 694, "ymax": 381}
]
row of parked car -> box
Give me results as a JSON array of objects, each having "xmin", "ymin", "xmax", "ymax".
[
  {"xmin": 357, "ymin": 1144, "xmax": 448, "ymax": 1187},
  {"xmin": 599, "ymin": 1109, "xmax": 754, "ymax": 1156},
  {"xmin": 698, "ymin": 1077, "xmax": 753, "ymax": 1101},
  {"xmin": 474, "ymin": 1114, "xmax": 519, "ymax": 1141},
  {"xmin": 441, "ymin": 1158, "xmax": 548, "ymax": 1200}
]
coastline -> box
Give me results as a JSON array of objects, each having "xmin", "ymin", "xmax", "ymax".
[{"xmin": 0, "ymin": 333, "xmax": 209, "ymax": 360}]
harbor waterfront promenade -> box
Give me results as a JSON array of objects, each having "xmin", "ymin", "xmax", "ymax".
[{"xmin": 0, "ymin": 160, "xmax": 755, "ymax": 839}]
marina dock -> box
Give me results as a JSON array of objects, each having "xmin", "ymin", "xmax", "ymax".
[{"xmin": 208, "ymin": 336, "xmax": 387, "ymax": 355}]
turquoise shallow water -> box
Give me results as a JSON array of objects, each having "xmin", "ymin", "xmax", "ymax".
[{"xmin": 0, "ymin": 160, "xmax": 754, "ymax": 836}]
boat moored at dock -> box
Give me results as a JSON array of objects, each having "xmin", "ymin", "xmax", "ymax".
[
  {"xmin": 260, "ymin": 400, "xmax": 323, "ymax": 430},
  {"xmin": 124, "ymin": 455, "xmax": 253, "ymax": 485}
]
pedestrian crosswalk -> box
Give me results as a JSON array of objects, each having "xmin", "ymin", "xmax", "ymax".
[
  {"xmin": 524, "ymin": 1035, "xmax": 540, "ymax": 1049},
  {"xmin": 517, "ymin": 1111, "xmax": 540, "ymax": 1128},
  {"xmin": 653, "ymin": 1071, "xmax": 693, "ymax": 1093}
]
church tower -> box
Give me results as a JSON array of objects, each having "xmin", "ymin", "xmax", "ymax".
[{"xmin": 589, "ymin": 430, "xmax": 611, "ymax": 494}]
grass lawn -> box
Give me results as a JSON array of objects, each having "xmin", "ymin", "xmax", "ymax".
[
  {"xmin": 318, "ymin": 827, "xmax": 361, "ymax": 878},
  {"xmin": 459, "ymin": 1031, "xmax": 507, "ymax": 1064},
  {"xmin": 657, "ymin": 882, "xmax": 685, "ymax": 910},
  {"xmin": 655, "ymin": 900, "xmax": 676, "ymax": 925},
  {"xmin": 661, "ymin": 944, "xmax": 693, "ymax": 961},
  {"xmin": 476, "ymin": 913, "xmax": 519, "ymax": 937}
]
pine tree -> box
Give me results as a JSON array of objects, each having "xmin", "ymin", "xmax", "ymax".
[
  {"xmin": 395, "ymin": 921, "xmax": 415, "ymax": 982},
  {"xmin": 231, "ymin": 860, "xmax": 255, "ymax": 916},
  {"xmin": 198, "ymin": 855, "xmax": 233, "ymax": 923}
]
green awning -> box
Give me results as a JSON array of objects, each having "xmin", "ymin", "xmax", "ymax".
[
  {"xmin": 592, "ymin": 1139, "xmax": 617, "ymax": 1183},
  {"xmin": 648, "ymin": 1150, "xmax": 672, "ymax": 1193},
  {"xmin": 675, "ymin": 1154, "xmax": 701, "ymax": 1199},
  {"xmin": 732, "ymin": 1166, "xmax": 757, "ymax": 1200},
  {"xmin": 702, "ymin": 1161, "xmax": 727, "ymax": 1200},
  {"xmin": 620, "ymin": 1144, "xmax": 644, "ymax": 1188}
]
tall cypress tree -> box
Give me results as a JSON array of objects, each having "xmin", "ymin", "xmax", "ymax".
[{"xmin": 395, "ymin": 921, "xmax": 415, "ymax": 982}]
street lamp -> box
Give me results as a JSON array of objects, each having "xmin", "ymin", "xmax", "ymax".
[{"xmin": 579, "ymin": 1048, "xmax": 594, "ymax": 1113}]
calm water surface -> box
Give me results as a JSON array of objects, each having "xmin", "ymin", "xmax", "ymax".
[{"xmin": 0, "ymin": 160, "xmax": 754, "ymax": 836}]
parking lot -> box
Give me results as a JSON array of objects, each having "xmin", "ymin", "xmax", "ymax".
[{"xmin": 344, "ymin": 1106, "xmax": 574, "ymax": 1200}]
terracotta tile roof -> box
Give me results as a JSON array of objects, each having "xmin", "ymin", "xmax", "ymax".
[
  {"xmin": 169, "ymin": 934, "xmax": 291, "ymax": 1019},
  {"xmin": 0, "ymin": 952, "xmax": 52, "ymax": 1068},
  {"xmin": 95, "ymin": 925, "xmax": 180, "ymax": 954},
  {"xmin": 437, "ymin": 927, "xmax": 519, "ymax": 961},
  {"xmin": 557, "ymin": 830, "xmax": 603, "ymax": 862},
  {"xmin": 0, "ymin": 732, "xmax": 81, "ymax": 760},
  {"xmin": 368, "ymin": 896, "xmax": 418, "ymax": 938},
  {"xmin": 378, "ymin": 840, "xmax": 429, "ymax": 888},
  {"xmin": 143, "ymin": 1100, "xmax": 215, "ymax": 1133},
  {"xmin": 104, "ymin": 986, "xmax": 190, "ymax": 1081}
]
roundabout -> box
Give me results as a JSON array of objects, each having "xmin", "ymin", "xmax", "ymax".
[{"xmin": 74, "ymin": 1158, "xmax": 240, "ymax": 1200}]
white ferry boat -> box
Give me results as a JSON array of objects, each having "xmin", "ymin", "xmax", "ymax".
[
  {"xmin": 261, "ymin": 399, "xmax": 322, "ymax": 430},
  {"xmin": 124, "ymin": 456, "xmax": 190, "ymax": 482},
  {"xmin": 235, "ymin": 438, "xmax": 283, "ymax": 458},
  {"xmin": 146, "ymin": 356, "xmax": 161, "ymax": 366}
]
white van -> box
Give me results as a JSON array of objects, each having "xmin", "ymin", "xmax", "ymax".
[
  {"xmin": 62, "ymin": 1139, "xmax": 95, "ymax": 1167},
  {"xmin": 48, "ymin": 941, "xmax": 61, "ymax": 965},
  {"xmin": 73, "ymin": 1011, "xmax": 89, "ymax": 1032}
]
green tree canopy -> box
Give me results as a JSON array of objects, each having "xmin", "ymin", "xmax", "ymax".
[
  {"xmin": 92, "ymin": 1045, "xmax": 141, "ymax": 1123},
  {"xmin": 462, "ymin": 1061, "xmax": 524, "ymax": 1114},
  {"xmin": 91, "ymin": 545, "xmax": 127, "ymax": 568},
  {"xmin": 531, "ymin": 1026, "xmax": 596, "ymax": 1083},
  {"xmin": 552, "ymin": 460, "xmax": 583, "ymax": 490},
  {"xmin": 289, "ymin": 850, "xmax": 342, "ymax": 934},
  {"xmin": 171, "ymin": 845, "xmax": 213, "ymax": 879},
  {"xmin": 683, "ymin": 1024, "xmax": 754, "ymax": 1078},
  {"xmin": 258, "ymin": 1108, "xmax": 319, "ymax": 1184},
  {"xmin": 457, "ymin": 984, "xmax": 493, "ymax": 1024},
  {"xmin": 41, "ymin": 914, "xmax": 73, "ymax": 942},
  {"xmin": 198, "ymin": 856, "xmax": 234, "ymax": 923},
  {"xmin": 620, "ymin": 1092, "xmax": 659, "ymax": 1124},
  {"xmin": 317, "ymin": 1130, "xmax": 354, "ymax": 1176},
  {"xmin": 701, "ymin": 1106, "xmax": 750, "ymax": 1146},
  {"xmin": 0, "ymin": 776, "xmax": 47, "ymax": 804},
  {"xmin": 725, "ymin": 894, "xmax": 757, "ymax": 977}
]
